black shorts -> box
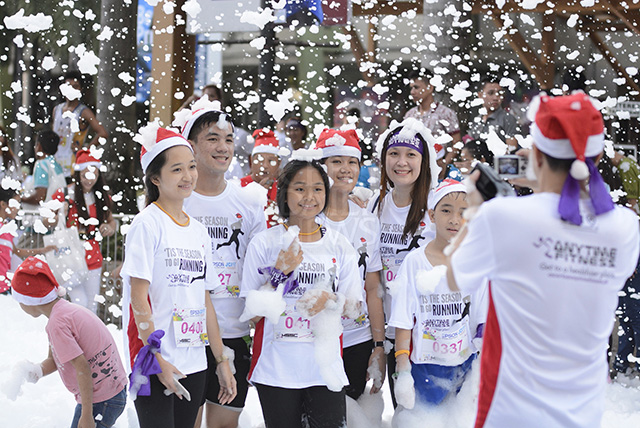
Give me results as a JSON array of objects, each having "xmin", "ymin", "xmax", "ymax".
[
  {"xmin": 134, "ymin": 369, "xmax": 206, "ymax": 428},
  {"xmin": 255, "ymin": 383, "xmax": 346, "ymax": 428},
  {"xmin": 203, "ymin": 337, "xmax": 251, "ymax": 409},
  {"xmin": 343, "ymin": 340, "xmax": 373, "ymax": 400}
]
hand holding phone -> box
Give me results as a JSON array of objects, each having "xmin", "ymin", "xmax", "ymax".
[{"xmin": 472, "ymin": 163, "xmax": 516, "ymax": 201}]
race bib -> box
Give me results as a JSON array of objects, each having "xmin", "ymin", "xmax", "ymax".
[
  {"xmin": 274, "ymin": 304, "xmax": 314, "ymax": 342},
  {"xmin": 172, "ymin": 307, "xmax": 209, "ymax": 348},
  {"xmin": 210, "ymin": 262, "xmax": 240, "ymax": 299},
  {"xmin": 418, "ymin": 320, "xmax": 471, "ymax": 366}
]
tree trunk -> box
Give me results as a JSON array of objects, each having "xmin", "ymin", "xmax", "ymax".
[{"xmin": 96, "ymin": 0, "xmax": 138, "ymax": 214}]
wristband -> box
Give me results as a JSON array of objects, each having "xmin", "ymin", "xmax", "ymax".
[
  {"xmin": 270, "ymin": 269, "xmax": 290, "ymax": 288},
  {"xmin": 258, "ymin": 266, "xmax": 300, "ymax": 294},
  {"xmin": 394, "ymin": 349, "xmax": 410, "ymax": 359},
  {"xmin": 373, "ymin": 341, "xmax": 385, "ymax": 348}
]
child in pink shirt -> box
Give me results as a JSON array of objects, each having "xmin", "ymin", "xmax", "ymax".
[{"xmin": 12, "ymin": 256, "xmax": 127, "ymax": 428}]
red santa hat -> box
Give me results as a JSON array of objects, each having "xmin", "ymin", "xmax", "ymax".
[
  {"xmin": 428, "ymin": 178, "xmax": 466, "ymax": 210},
  {"xmin": 74, "ymin": 148, "xmax": 102, "ymax": 171},
  {"xmin": 134, "ymin": 121, "xmax": 193, "ymax": 173},
  {"xmin": 314, "ymin": 128, "xmax": 361, "ymax": 160},
  {"xmin": 433, "ymin": 143, "xmax": 445, "ymax": 161},
  {"xmin": 251, "ymin": 129, "xmax": 280, "ymax": 156},
  {"xmin": 530, "ymin": 92, "xmax": 605, "ymax": 180},
  {"xmin": 12, "ymin": 256, "xmax": 66, "ymax": 306},
  {"xmin": 528, "ymin": 92, "xmax": 613, "ymax": 225}
]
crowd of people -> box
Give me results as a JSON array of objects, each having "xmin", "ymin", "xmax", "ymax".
[{"xmin": 3, "ymin": 66, "xmax": 640, "ymax": 428}]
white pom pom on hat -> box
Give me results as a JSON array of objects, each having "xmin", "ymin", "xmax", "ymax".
[{"xmin": 570, "ymin": 159, "xmax": 590, "ymax": 180}]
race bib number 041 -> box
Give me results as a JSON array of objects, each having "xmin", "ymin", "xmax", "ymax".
[{"xmin": 274, "ymin": 305, "xmax": 314, "ymax": 342}]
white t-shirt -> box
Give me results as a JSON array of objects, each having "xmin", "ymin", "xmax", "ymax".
[
  {"xmin": 389, "ymin": 248, "xmax": 487, "ymax": 366},
  {"xmin": 241, "ymin": 225, "xmax": 364, "ymax": 388},
  {"xmin": 121, "ymin": 204, "xmax": 219, "ymax": 375},
  {"xmin": 451, "ymin": 193, "xmax": 640, "ymax": 428},
  {"xmin": 319, "ymin": 200, "xmax": 383, "ymax": 347},
  {"xmin": 368, "ymin": 191, "xmax": 435, "ymax": 339},
  {"xmin": 183, "ymin": 183, "xmax": 266, "ymax": 338}
]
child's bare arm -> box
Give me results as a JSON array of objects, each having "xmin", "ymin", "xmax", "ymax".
[
  {"xmin": 69, "ymin": 354, "xmax": 95, "ymax": 428},
  {"xmin": 13, "ymin": 245, "xmax": 57, "ymax": 258},
  {"xmin": 40, "ymin": 347, "xmax": 57, "ymax": 376}
]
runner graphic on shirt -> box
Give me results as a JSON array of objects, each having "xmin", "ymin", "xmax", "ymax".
[
  {"xmin": 357, "ymin": 238, "xmax": 368, "ymax": 281},
  {"xmin": 190, "ymin": 262, "xmax": 207, "ymax": 284},
  {"xmin": 395, "ymin": 222, "xmax": 427, "ymax": 254},
  {"xmin": 453, "ymin": 295, "xmax": 471, "ymax": 325},
  {"xmin": 216, "ymin": 214, "xmax": 244, "ymax": 259}
]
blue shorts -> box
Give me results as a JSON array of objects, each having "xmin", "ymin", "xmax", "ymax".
[
  {"xmin": 71, "ymin": 386, "xmax": 126, "ymax": 428},
  {"xmin": 411, "ymin": 354, "xmax": 475, "ymax": 405}
]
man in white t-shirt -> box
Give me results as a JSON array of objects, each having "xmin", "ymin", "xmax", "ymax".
[
  {"xmin": 447, "ymin": 93, "xmax": 640, "ymax": 428},
  {"xmin": 179, "ymin": 108, "xmax": 266, "ymax": 428}
]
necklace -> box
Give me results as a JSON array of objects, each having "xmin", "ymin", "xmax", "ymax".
[
  {"xmin": 153, "ymin": 202, "xmax": 190, "ymax": 227},
  {"xmin": 284, "ymin": 223, "xmax": 321, "ymax": 236}
]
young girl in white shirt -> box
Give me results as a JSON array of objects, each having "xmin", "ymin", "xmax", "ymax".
[
  {"xmin": 121, "ymin": 126, "xmax": 235, "ymax": 428},
  {"xmin": 241, "ymin": 158, "xmax": 363, "ymax": 428}
]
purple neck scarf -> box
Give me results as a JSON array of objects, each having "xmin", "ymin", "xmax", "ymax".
[
  {"xmin": 129, "ymin": 329, "xmax": 164, "ymax": 399},
  {"xmin": 558, "ymin": 158, "xmax": 615, "ymax": 225}
]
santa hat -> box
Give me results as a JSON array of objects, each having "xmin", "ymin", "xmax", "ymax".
[
  {"xmin": 12, "ymin": 256, "xmax": 66, "ymax": 306},
  {"xmin": 74, "ymin": 148, "xmax": 102, "ymax": 171},
  {"xmin": 314, "ymin": 128, "xmax": 361, "ymax": 160},
  {"xmin": 252, "ymin": 129, "xmax": 280, "ymax": 156},
  {"xmin": 428, "ymin": 178, "xmax": 466, "ymax": 210},
  {"xmin": 529, "ymin": 92, "xmax": 613, "ymax": 225},
  {"xmin": 134, "ymin": 121, "xmax": 193, "ymax": 173},
  {"xmin": 530, "ymin": 92, "xmax": 604, "ymax": 180},
  {"xmin": 433, "ymin": 143, "xmax": 445, "ymax": 161},
  {"xmin": 179, "ymin": 108, "xmax": 232, "ymax": 141}
]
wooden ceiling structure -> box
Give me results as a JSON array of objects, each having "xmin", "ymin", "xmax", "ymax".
[
  {"xmin": 349, "ymin": 0, "xmax": 640, "ymax": 92},
  {"xmin": 471, "ymin": 0, "xmax": 640, "ymax": 92}
]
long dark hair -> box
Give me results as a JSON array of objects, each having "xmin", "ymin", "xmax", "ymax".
[
  {"xmin": 72, "ymin": 167, "xmax": 112, "ymax": 227},
  {"xmin": 144, "ymin": 151, "xmax": 168, "ymax": 207},
  {"xmin": 276, "ymin": 160, "xmax": 330, "ymax": 220},
  {"xmin": 379, "ymin": 127, "xmax": 433, "ymax": 238}
]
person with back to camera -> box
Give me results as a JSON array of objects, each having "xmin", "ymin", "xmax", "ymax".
[
  {"xmin": 21, "ymin": 129, "xmax": 66, "ymax": 208},
  {"xmin": 121, "ymin": 124, "xmax": 236, "ymax": 428},
  {"xmin": 12, "ymin": 256, "xmax": 127, "ymax": 428},
  {"xmin": 20, "ymin": 129, "xmax": 67, "ymax": 250},
  {"xmin": 52, "ymin": 148, "xmax": 116, "ymax": 313},
  {"xmin": 445, "ymin": 92, "xmax": 640, "ymax": 428},
  {"xmin": 367, "ymin": 117, "xmax": 440, "ymax": 407}
]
